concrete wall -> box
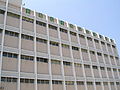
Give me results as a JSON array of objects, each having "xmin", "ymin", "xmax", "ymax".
[
  {"xmin": 4, "ymin": 34, "xmax": 19, "ymax": 48},
  {"xmin": 2, "ymin": 57, "xmax": 18, "ymax": 71},
  {"xmin": 21, "ymin": 59, "xmax": 34, "ymax": 73},
  {"xmin": 36, "ymin": 42, "xmax": 48, "ymax": 53},
  {"xmin": 6, "ymin": 15, "xmax": 20, "ymax": 28},
  {"xmin": 37, "ymin": 61, "xmax": 49, "ymax": 74},
  {"xmin": 21, "ymin": 39, "xmax": 34, "ymax": 51},
  {"xmin": 36, "ymin": 25, "xmax": 47, "ymax": 35},
  {"xmin": 60, "ymin": 31, "xmax": 69, "ymax": 41}
]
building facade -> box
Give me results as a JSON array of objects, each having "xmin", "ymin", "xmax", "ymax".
[{"xmin": 0, "ymin": 0, "xmax": 120, "ymax": 90}]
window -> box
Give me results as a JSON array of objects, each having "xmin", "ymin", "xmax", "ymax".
[
  {"xmin": 112, "ymin": 45, "xmax": 116, "ymax": 49},
  {"xmin": 77, "ymin": 81, "xmax": 84, "ymax": 85},
  {"xmin": 77, "ymin": 27, "xmax": 83, "ymax": 31},
  {"xmin": 37, "ymin": 57, "xmax": 48, "ymax": 63},
  {"xmin": 93, "ymin": 32, "xmax": 97, "ymax": 36},
  {"xmin": 110, "ymin": 82, "xmax": 114, "ymax": 85},
  {"xmin": 107, "ymin": 68, "xmax": 111, "ymax": 71},
  {"xmin": 65, "ymin": 81, "xmax": 74, "ymax": 85},
  {"xmin": 101, "ymin": 41, "xmax": 105, "ymax": 45},
  {"xmin": 95, "ymin": 82, "xmax": 101, "ymax": 85},
  {"xmin": 3, "ymin": 52, "xmax": 18, "ymax": 58},
  {"xmin": 110, "ymin": 56, "xmax": 114, "ymax": 59},
  {"xmin": 36, "ymin": 21, "xmax": 46, "ymax": 27},
  {"xmin": 37, "ymin": 80, "xmax": 49, "ymax": 84},
  {"xmin": 52, "ymin": 80, "xmax": 62, "ymax": 84},
  {"xmin": 87, "ymin": 37, "xmax": 92, "ymax": 41},
  {"xmin": 70, "ymin": 31, "xmax": 76, "ymax": 36},
  {"xmin": 5, "ymin": 30, "xmax": 19, "ymax": 37},
  {"xmin": 7, "ymin": 12, "xmax": 20, "ymax": 19},
  {"xmin": 51, "ymin": 60, "xmax": 61, "ymax": 64},
  {"xmin": 100, "ymin": 67, "xmax": 105, "ymax": 70},
  {"xmin": 94, "ymin": 39, "xmax": 99, "ymax": 43},
  {"xmin": 20, "ymin": 78, "xmax": 34, "ymax": 83},
  {"xmin": 105, "ymin": 37, "xmax": 109, "ymax": 41},
  {"xmin": 21, "ymin": 55, "xmax": 34, "ymax": 61},
  {"xmin": 92, "ymin": 66, "xmax": 98, "ymax": 69},
  {"xmin": 62, "ymin": 44, "xmax": 69, "ymax": 49},
  {"xmin": 104, "ymin": 54, "xmax": 108, "ymax": 57},
  {"xmin": 59, "ymin": 20, "xmax": 64, "ymax": 25},
  {"xmin": 60, "ymin": 28, "xmax": 67, "ymax": 33},
  {"xmin": 116, "ymin": 82, "xmax": 120, "ymax": 85},
  {"xmin": 103, "ymin": 82, "xmax": 108, "ymax": 85},
  {"xmin": 50, "ymin": 41, "xmax": 59, "ymax": 46},
  {"xmin": 22, "ymin": 16, "xmax": 34, "ymax": 23},
  {"xmin": 63, "ymin": 61, "xmax": 72, "ymax": 66},
  {"xmin": 36, "ymin": 38, "xmax": 47, "ymax": 43},
  {"xmin": 0, "ymin": 29, "xmax": 2, "ymax": 33},
  {"xmin": 97, "ymin": 52, "xmax": 102, "ymax": 56},
  {"xmin": 74, "ymin": 63, "xmax": 82, "ymax": 67},
  {"xmin": 86, "ymin": 30, "xmax": 91, "ymax": 34},
  {"xmin": 79, "ymin": 34, "xmax": 85, "ymax": 38},
  {"xmin": 113, "ymin": 68, "xmax": 117, "ymax": 72},
  {"xmin": 49, "ymin": 25, "xmax": 57, "ymax": 30},
  {"xmin": 107, "ymin": 43, "xmax": 110, "ymax": 47},
  {"xmin": 90, "ymin": 51, "xmax": 95, "ymax": 55},
  {"xmin": 21, "ymin": 34, "xmax": 34, "ymax": 41},
  {"xmin": 38, "ymin": 13, "xmax": 44, "ymax": 18},
  {"xmin": 1, "ymin": 77, "xmax": 17, "ymax": 82},
  {"xmin": 84, "ymin": 65, "xmax": 90, "ymax": 68},
  {"xmin": 69, "ymin": 23, "xmax": 75, "ymax": 29},
  {"xmin": 26, "ymin": 8, "xmax": 31, "ymax": 14},
  {"xmin": 81, "ymin": 49, "xmax": 87, "ymax": 53},
  {"xmin": 99, "ymin": 35, "xmax": 103, "ymax": 39},
  {"xmin": 72, "ymin": 46, "xmax": 79, "ymax": 51},
  {"xmin": 49, "ymin": 16, "xmax": 54, "ymax": 22},
  {"xmin": 87, "ymin": 82, "xmax": 93, "ymax": 85},
  {"xmin": 115, "ymin": 57, "xmax": 119, "ymax": 60},
  {"xmin": 110, "ymin": 39, "xmax": 114, "ymax": 43},
  {"xmin": 0, "ymin": 9, "xmax": 5, "ymax": 14}
]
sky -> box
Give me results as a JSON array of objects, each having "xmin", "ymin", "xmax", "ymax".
[{"xmin": 23, "ymin": 0, "xmax": 120, "ymax": 55}]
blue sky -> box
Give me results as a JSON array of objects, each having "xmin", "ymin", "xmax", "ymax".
[{"xmin": 23, "ymin": 0, "xmax": 120, "ymax": 54}]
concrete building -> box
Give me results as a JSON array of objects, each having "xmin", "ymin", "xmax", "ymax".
[{"xmin": 0, "ymin": 0, "xmax": 120, "ymax": 90}]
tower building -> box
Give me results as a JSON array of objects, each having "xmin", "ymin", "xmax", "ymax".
[{"xmin": 0, "ymin": 0, "xmax": 120, "ymax": 90}]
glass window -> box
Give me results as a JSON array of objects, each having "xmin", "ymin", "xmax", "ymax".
[
  {"xmin": 49, "ymin": 25, "xmax": 57, "ymax": 30},
  {"xmin": 72, "ymin": 46, "xmax": 79, "ymax": 51},
  {"xmin": 77, "ymin": 27, "xmax": 83, "ymax": 31},
  {"xmin": 37, "ymin": 80, "xmax": 49, "ymax": 84},
  {"xmin": 59, "ymin": 20, "xmax": 64, "ymax": 25},
  {"xmin": 70, "ymin": 31, "xmax": 76, "ymax": 36},
  {"xmin": 62, "ymin": 44, "xmax": 69, "ymax": 49},
  {"xmin": 37, "ymin": 57, "xmax": 48, "ymax": 63},
  {"xmin": 69, "ymin": 24, "xmax": 75, "ymax": 29},
  {"xmin": 60, "ymin": 28, "xmax": 67, "ymax": 33},
  {"xmin": 51, "ymin": 60, "xmax": 61, "ymax": 64},
  {"xmin": 7, "ymin": 12, "xmax": 20, "ymax": 19},
  {"xmin": 38, "ymin": 13, "xmax": 44, "ymax": 18},
  {"xmin": 36, "ymin": 38, "xmax": 47, "ymax": 43},
  {"xmin": 36, "ymin": 21, "xmax": 46, "ymax": 27},
  {"xmin": 77, "ymin": 81, "xmax": 84, "ymax": 85},
  {"xmin": 50, "ymin": 41, "xmax": 59, "ymax": 46},
  {"xmin": 65, "ymin": 81, "xmax": 74, "ymax": 85},
  {"xmin": 52, "ymin": 80, "xmax": 62, "ymax": 84},
  {"xmin": 0, "ymin": 9, "xmax": 5, "ymax": 14},
  {"xmin": 22, "ymin": 16, "xmax": 34, "ymax": 23},
  {"xmin": 21, "ymin": 34, "xmax": 34, "ymax": 41},
  {"xmin": 26, "ymin": 8, "xmax": 31, "ymax": 14},
  {"xmin": 63, "ymin": 61, "xmax": 72, "ymax": 66}
]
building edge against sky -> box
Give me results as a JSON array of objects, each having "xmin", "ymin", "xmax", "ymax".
[
  {"xmin": 5, "ymin": 0, "xmax": 118, "ymax": 44},
  {"xmin": 0, "ymin": 0, "xmax": 120, "ymax": 90}
]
